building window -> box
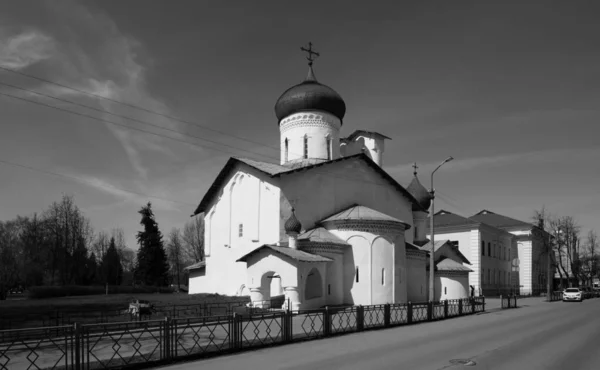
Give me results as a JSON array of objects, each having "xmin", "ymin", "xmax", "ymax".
[
  {"xmin": 382, "ymin": 268, "xmax": 385, "ymax": 285},
  {"xmin": 284, "ymin": 138, "xmax": 289, "ymax": 162},
  {"xmin": 481, "ymin": 240, "xmax": 485, "ymax": 256},
  {"xmin": 238, "ymin": 224, "xmax": 243, "ymax": 237},
  {"xmin": 488, "ymin": 242, "xmax": 491, "ymax": 256},
  {"xmin": 328, "ymin": 284, "xmax": 331, "ymax": 295},
  {"xmin": 444, "ymin": 287, "xmax": 447, "ymax": 295},
  {"xmin": 356, "ymin": 267, "xmax": 359, "ymax": 283},
  {"xmin": 303, "ymin": 135, "xmax": 308, "ymax": 159},
  {"xmin": 326, "ymin": 136, "xmax": 332, "ymax": 160}
]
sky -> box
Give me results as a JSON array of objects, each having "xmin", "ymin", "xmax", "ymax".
[{"xmin": 1, "ymin": 0, "xmax": 599, "ymax": 251}]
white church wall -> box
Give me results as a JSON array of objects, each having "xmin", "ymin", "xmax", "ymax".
[
  {"xmin": 189, "ymin": 165, "xmax": 281, "ymax": 296},
  {"xmin": 298, "ymin": 262, "xmax": 328, "ymax": 310},
  {"xmin": 394, "ymin": 235, "xmax": 409, "ymax": 304},
  {"xmin": 279, "ymin": 111, "xmax": 341, "ymax": 164},
  {"xmin": 343, "ymin": 234, "xmax": 371, "ymax": 305},
  {"xmin": 428, "ymin": 274, "xmax": 469, "ymax": 301},
  {"xmin": 371, "ymin": 237, "xmax": 394, "ymax": 304},
  {"xmin": 316, "ymin": 251, "xmax": 344, "ymax": 306},
  {"xmin": 279, "ymin": 157, "xmax": 416, "ymax": 243},
  {"xmin": 412, "ymin": 211, "xmax": 428, "ymax": 244}
]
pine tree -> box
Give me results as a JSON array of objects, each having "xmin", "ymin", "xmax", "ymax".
[
  {"xmin": 101, "ymin": 237, "xmax": 123, "ymax": 285},
  {"xmin": 135, "ymin": 203, "xmax": 169, "ymax": 286}
]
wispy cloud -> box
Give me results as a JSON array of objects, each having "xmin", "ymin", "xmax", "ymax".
[
  {"xmin": 388, "ymin": 146, "xmax": 600, "ymax": 178},
  {"xmin": 0, "ymin": 30, "xmax": 55, "ymax": 69}
]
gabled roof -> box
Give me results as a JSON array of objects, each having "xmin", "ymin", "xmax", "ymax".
[
  {"xmin": 298, "ymin": 227, "xmax": 349, "ymax": 245},
  {"xmin": 345, "ymin": 130, "xmax": 392, "ymax": 141},
  {"xmin": 236, "ymin": 244, "xmax": 332, "ymax": 263},
  {"xmin": 184, "ymin": 261, "xmax": 205, "ymax": 270},
  {"xmin": 405, "ymin": 241, "xmax": 423, "ymax": 251},
  {"xmin": 193, "ymin": 153, "xmax": 426, "ymax": 215},
  {"xmin": 321, "ymin": 204, "xmax": 411, "ymax": 229},
  {"xmin": 432, "ymin": 256, "xmax": 473, "ymax": 272},
  {"xmin": 427, "ymin": 210, "xmax": 480, "ymax": 229},
  {"xmin": 420, "ymin": 240, "xmax": 470, "ymax": 264},
  {"xmin": 470, "ymin": 210, "xmax": 535, "ymax": 230}
]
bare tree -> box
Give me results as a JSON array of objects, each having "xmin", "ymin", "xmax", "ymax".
[
  {"xmin": 182, "ymin": 215, "xmax": 204, "ymax": 263},
  {"xmin": 0, "ymin": 220, "xmax": 23, "ymax": 299},
  {"xmin": 91, "ymin": 231, "xmax": 110, "ymax": 261},
  {"xmin": 579, "ymin": 230, "xmax": 599, "ymax": 286},
  {"xmin": 167, "ymin": 228, "xmax": 184, "ymax": 290}
]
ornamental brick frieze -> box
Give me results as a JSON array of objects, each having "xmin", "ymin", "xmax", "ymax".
[
  {"xmin": 322, "ymin": 220, "xmax": 406, "ymax": 235},
  {"xmin": 299, "ymin": 243, "xmax": 346, "ymax": 255},
  {"xmin": 279, "ymin": 113, "xmax": 341, "ymax": 133},
  {"xmin": 406, "ymin": 250, "xmax": 427, "ymax": 260}
]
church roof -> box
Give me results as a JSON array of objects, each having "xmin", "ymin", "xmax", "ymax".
[
  {"xmin": 428, "ymin": 256, "xmax": 473, "ymax": 272},
  {"xmin": 193, "ymin": 153, "xmax": 427, "ymax": 215},
  {"xmin": 274, "ymin": 65, "xmax": 346, "ymax": 122},
  {"xmin": 419, "ymin": 240, "xmax": 471, "ymax": 264},
  {"xmin": 345, "ymin": 130, "xmax": 392, "ymax": 141},
  {"xmin": 298, "ymin": 227, "xmax": 349, "ymax": 245},
  {"xmin": 184, "ymin": 260, "xmax": 205, "ymax": 270},
  {"xmin": 321, "ymin": 204, "xmax": 411, "ymax": 229},
  {"xmin": 427, "ymin": 210, "xmax": 480, "ymax": 229},
  {"xmin": 236, "ymin": 244, "xmax": 332, "ymax": 263},
  {"xmin": 405, "ymin": 241, "xmax": 423, "ymax": 251},
  {"xmin": 470, "ymin": 210, "xmax": 535, "ymax": 230}
]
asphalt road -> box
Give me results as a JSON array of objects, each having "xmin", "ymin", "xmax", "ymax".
[{"xmin": 160, "ymin": 297, "xmax": 600, "ymax": 370}]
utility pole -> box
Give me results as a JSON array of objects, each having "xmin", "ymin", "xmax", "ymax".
[{"xmin": 429, "ymin": 157, "xmax": 453, "ymax": 301}]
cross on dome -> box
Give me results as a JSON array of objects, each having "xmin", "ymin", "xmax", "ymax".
[
  {"xmin": 412, "ymin": 162, "xmax": 419, "ymax": 176},
  {"xmin": 300, "ymin": 42, "xmax": 320, "ymax": 66}
]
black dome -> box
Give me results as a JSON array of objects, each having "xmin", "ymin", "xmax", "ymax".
[
  {"xmin": 407, "ymin": 175, "xmax": 431, "ymax": 210},
  {"xmin": 284, "ymin": 208, "xmax": 302, "ymax": 234},
  {"xmin": 275, "ymin": 66, "xmax": 346, "ymax": 122}
]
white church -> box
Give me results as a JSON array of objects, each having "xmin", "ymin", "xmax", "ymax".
[{"xmin": 187, "ymin": 47, "xmax": 472, "ymax": 310}]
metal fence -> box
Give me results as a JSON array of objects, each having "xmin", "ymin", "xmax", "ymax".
[
  {"xmin": 0, "ymin": 297, "xmax": 485, "ymax": 370},
  {"xmin": 548, "ymin": 291, "xmax": 563, "ymax": 302},
  {"xmin": 500, "ymin": 295, "xmax": 518, "ymax": 309}
]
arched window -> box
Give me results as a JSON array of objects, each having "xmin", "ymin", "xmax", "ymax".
[
  {"xmin": 284, "ymin": 138, "xmax": 289, "ymax": 162},
  {"xmin": 303, "ymin": 135, "xmax": 308, "ymax": 159}
]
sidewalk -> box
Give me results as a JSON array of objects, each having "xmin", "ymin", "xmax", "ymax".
[{"xmin": 483, "ymin": 296, "xmax": 553, "ymax": 311}]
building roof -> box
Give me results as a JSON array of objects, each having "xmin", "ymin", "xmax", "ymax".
[
  {"xmin": 470, "ymin": 210, "xmax": 535, "ymax": 230},
  {"xmin": 406, "ymin": 175, "xmax": 431, "ymax": 210},
  {"xmin": 321, "ymin": 204, "xmax": 411, "ymax": 229},
  {"xmin": 298, "ymin": 227, "xmax": 349, "ymax": 245},
  {"xmin": 345, "ymin": 130, "xmax": 392, "ymax": 141},
  {"xmin": 274, "ymin": 65, "xmax": 346, "ymax": 122},
  {"xmin": 236, "ymin": 244, "xmax": 333, "ymax": 263},
  {"xmin": 193, "ymin": 153, "xmax": 427, "ymax": 215},
  {"xmin": 432, "ymin": 256, "xmax": 473, "ymax": 272},
  {"xmin": 427, "ymin": 210, "xmax": 480, "ymax": 229},
  {"xmin": 419, "ymin": 240, "xmax": 471, "ymax": 264},
  {"xmin": 184, "ymin": 260, "xmax": 205, "ymax": 270}
]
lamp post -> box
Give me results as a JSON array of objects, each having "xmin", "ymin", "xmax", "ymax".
[{"xmin": 429, "ymin": 156, "xmax": 454, "ymax": 301}]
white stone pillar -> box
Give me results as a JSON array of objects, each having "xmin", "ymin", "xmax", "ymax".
[
  {"xmin": 249, "ymin": 287, "xmax": 265, "ymax": 308},
  {"xmin": 284, "ymin": 286, "xmax": 301, "ymax": 311}
]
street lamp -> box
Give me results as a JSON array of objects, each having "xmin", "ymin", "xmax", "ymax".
[{"xmin": 429, "ymin": 156, "xmax": 454, "ymax": 301}]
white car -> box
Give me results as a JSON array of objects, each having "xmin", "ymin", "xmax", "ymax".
[{"xmin": 563, "ymin": 288, "xmax": 583, "ymax": 302}]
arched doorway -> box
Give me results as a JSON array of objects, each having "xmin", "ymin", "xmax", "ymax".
[
  {"xmin": 260, "ymin": 271, "xmax": 284, "ymax": 309},
  {"xmin": 305, "ymin": 267, "xmax": 323, "ymax": 301}
]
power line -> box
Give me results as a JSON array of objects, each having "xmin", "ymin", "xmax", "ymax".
[
  {"xmin": 0, "ymin": 65, "xmax": 283, "ymax": 155},
  {"xmin": 0, "ymin": 158, "xmax": 195, "ymax": 206},
  {"xmin": 0, "ymin": 81, "xmax": 280, "ymax": 162}
]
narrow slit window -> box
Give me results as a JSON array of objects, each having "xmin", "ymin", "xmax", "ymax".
[
  {"xmin": 303, "ymin": 135, "xmax": 308, "ymax": 159},
  {"xmin": 444, "ymin": 287, "xmax": 447, "ymax": 295},
  {"xmin": 381, "ymin": 268, "xmax": 385, "ymax": 285},
  {"xmin": 328, "ymin": 284, "xmax": 331, "ymax": 295},
  {"xmin": 488, "ymin": 242, "xmax": 491, "ymax": 256},
  {"xmin": 355, "ymin": 267, "xmax": 359, "ymax": 283},
  {"xmin": 481, "ymin": 240, "xmax": 485, "ymax": 256},
  {"xmin": 326, "ymin": 137, "xmax": 332, "ymax": 160},
  {"xmin": 284, "ymin": 138, "xmax": 289, "ymax": 162}
]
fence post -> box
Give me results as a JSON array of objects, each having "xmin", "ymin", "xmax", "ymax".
[
  {"xmin": 357, "ymin": 306, "xmax": 364, "ymax": 332},
  {"xmin": 458, "ymin": 299, "xmax": 463, "ymax": 316},
  {"xmin": 163, "ymin": 317, "xmax": 171, "ymax": 360},
  {"xmin": 407, "ymin": 302, "xmax": 413, "ymax": 324},
  {"xmin": 427, "ymin": 301, "xmax": 433, "ymax": 321},
  {"xmin": 444, "ymin": 300, "xmax": 448, "ymax": 318},
  {"xmin": 384, "ymin": 304, "xmax": 391, "ymax": 327},
  {"xmin": 324, "ymin": 307, "xmax": 331, "ymax": 337},
  {"xmin": 74, "ymin": 322, "xmax": 81, "ymax": 370},
  {"xmin": 482, "ymin": 296, "xmax": 486, "ymax": 312}
]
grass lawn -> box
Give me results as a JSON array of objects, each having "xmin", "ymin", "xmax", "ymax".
[{"xmin": 0, "ymin": 292, "xmax": 249, "ymax": 318}]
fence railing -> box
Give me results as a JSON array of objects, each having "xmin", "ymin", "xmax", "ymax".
[
  {"xmin": 500, "ymin": 295, "xmax": 518, "ymax": 309},
  {"xmin": 548, "ymin": 291, "xmax": 563, "ymax": 302},
  {"xmin": 0, "ymin": 297, "xmax": 485, "ymax": 370}
]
